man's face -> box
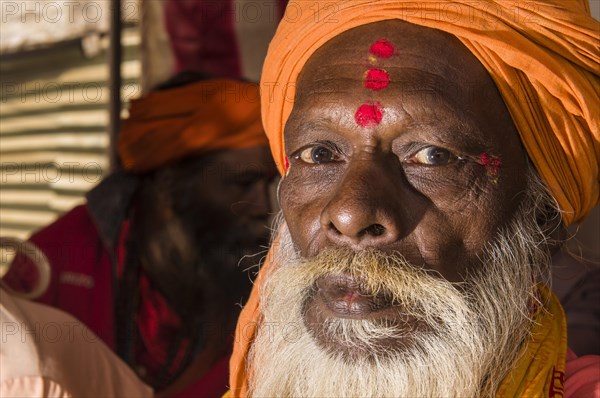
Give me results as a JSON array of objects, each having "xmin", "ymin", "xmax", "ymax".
[
  {"xmin": 280, "ymin": 17, "xmax": 531, "ymax": 324},
  {"xmin": 280, "ymin": 20, "xmax": 528, "ymax": 280},
  {"xmin": 137, "ymin": 146, "xmax": 277, "ymax": 327},
  {"xmin": 190, "ymin": 146, "xmax": 278, "ymax": 256},
  {"xmin": 250, "ymin": 21, "xmax": 548, "ymax": 397}
]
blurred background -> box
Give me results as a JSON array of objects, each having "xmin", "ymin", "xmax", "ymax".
[
  {"xmin": 1, "ymin": 0, "xmax": 598, "ymax": 271},
  {"xmin": 1, "ymin": 0, "xmax": 139, "ymax": 244},
  {"xmin": 1, "ymin": 0, "xmax": 287, "ymax": 271}
]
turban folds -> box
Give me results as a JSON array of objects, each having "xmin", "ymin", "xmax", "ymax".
[
  {"xmin": 118, "ymin": 79, "xmax": 268, "ymax": 173},
  {"xmin": 260, "ymin": 0, "xmax": 599, "ymax": 226}
]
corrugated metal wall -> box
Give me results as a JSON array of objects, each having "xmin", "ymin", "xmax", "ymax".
[{"xmin": 0, "ymin": 26, "xmax": 141, "ymax": 240}]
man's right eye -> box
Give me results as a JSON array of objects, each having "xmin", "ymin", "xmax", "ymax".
[{"xmin": 295, "ymin": 145, "xmax": 337, "ymax": 164}]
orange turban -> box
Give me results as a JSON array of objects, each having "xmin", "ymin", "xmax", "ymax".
[
  {"xmin": 260, "ymin": 0, "xmax": 599, "ymax": 226},
  {"xmin": 230, "ymin": 1, "xmax": 599, "ymax": 396},
  {"xmin": 118, "ymin": 79, "xmax": 268, "ymax": 173}
]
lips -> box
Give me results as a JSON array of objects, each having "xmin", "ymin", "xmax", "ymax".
[
  {"xmin": 313, "ymin": 273, "xmax": 392, "ymax": 318},
  {"xmin": 302, "ymin": 272, "xmax": 424, "ymax": 358}
]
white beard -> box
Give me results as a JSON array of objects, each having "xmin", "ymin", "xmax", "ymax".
[{"xmin": 248, "ymin": 174, "xmax": 553, "ymax": 398}]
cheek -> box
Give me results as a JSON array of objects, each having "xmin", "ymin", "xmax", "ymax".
[
  {"xmin": 442, "ymin": 182, "xmax": 523, "ymax": 256},
  {"xmin": 279, "ymin": 173, "xmax": 329, "ymax": 255},
  {"xmin": 405, "ymin": 163, "xmax": 525, "ymax": 266}
]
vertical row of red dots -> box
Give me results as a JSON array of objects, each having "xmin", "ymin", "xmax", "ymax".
[{"xmin": 354, "ymin": 39, "xmax": 394, "ymax": 128}]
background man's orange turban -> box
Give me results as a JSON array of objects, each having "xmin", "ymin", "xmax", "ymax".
[
  {"xmin": 260, "ymin": 0, "xmax": 599, "ymax": 226},
  {"xmin": 230, "ymin": 1, "xmax": 599, "ymax": 396},
  {"xmin": 118, "ymin": 79, "xmax": 268, "ymax": 173}
]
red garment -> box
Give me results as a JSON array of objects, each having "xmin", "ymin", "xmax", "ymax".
[
  {"xmin": 165, "ymin": 0, "xmax": 289, "ymax": 79},
  {"xmin": 5, "ymin": 205, "xmax": 115, "ymax": 346},
  {"xmin": 4, "ymin": 205, "xmax": 229, "ymax": 398},
  {"xmin": 172, "ymin": 356, "xmax": 230, "ymax": 398},
  {"xmin": 565, "ymin": 349, "xmax": 600, "ymax": 397}
]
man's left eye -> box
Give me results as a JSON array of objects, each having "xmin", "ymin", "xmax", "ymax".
[{"xmin": 406, "ymin": 146, "xmax": 458, "ymax": 165}]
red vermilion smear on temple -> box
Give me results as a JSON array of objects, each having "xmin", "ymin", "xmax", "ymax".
[
  {"xmin": 284, "ymin": 156, "xmax": 290, "ymax": 174},
  {"xmin": 480, "ymin": 152, "xmax": 502, "ymax": 176},
  {"xmin": 355, "ymin": 101, "xmax": 384, "ymax": 127},
  {"xmin": 364, "ymin": 69, "xmax": 390, "ymax": 91},
  {"xmin": 369, "ymin": 39, "xmax": 395, "ymax": 59}
]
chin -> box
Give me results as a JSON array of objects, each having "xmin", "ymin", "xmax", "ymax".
[{"xmin": 248, "ymin": 205, "xmax": 547, "ymax": 398}]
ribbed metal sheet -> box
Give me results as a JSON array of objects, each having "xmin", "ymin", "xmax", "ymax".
[{"xmin": 1, "ymin": 27, "xmax": 141, "ymax": 240}]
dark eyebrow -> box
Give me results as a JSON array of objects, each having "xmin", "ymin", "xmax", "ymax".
[{"xmin": 285, "ymin": 117, "xmax": 341, "ymax": 148}]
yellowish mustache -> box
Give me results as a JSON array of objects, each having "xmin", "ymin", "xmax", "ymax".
[{"xmin": 288, "ymin": 247, "xmax": 463, "ymax": 306}]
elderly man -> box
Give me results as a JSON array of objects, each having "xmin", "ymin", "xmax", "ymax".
[
  {"xmin": 228, "ymin": 1, "xmax": 599, "ymax": 397},
  {"xmin": 5, "ymin": 74, "xmax": 276, "ymax": 397}
]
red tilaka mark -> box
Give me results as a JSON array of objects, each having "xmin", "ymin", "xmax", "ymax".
[
  {"xmin": 480, "ymin": 152, "xmax": 501, "ymax": 176},
  {"xmin": 358, "ymin": 40, "xmax": 392, "ymax": 128},
  {"xmin": 369, "ymin": 39, "xmax": 395, "ymax": 59},
  {"xmin": 284, "ymin": 156, "xmax": 290, "ymax": 174},
  {"xmin": 364, "ymin": 69, "xmax": 390, "ymax": 91},
  {"xmin": 355, "ymin": 101, "xmax": 384, "ymax": 128}
]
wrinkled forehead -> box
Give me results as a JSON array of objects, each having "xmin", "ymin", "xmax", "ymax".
[{"xmin": 295, "ymin": 20, "xmax": 496, "ymax": 104}]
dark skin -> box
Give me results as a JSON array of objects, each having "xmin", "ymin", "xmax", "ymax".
[
  {"xmin": 133, "ymin": 146, "xmax": 277, "ymax": 395},
  {"xmin": 137, "ymin": 146, "xmax": 276, "ymax": 322},
  {"xmin": 278, "ymin": 21, "xmax": 530, "ymax": 349}
]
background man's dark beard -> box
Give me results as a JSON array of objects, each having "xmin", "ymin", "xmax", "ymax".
[
  {"xmin": 129, "ymin": 151, "xmax": 273, "ymax": 341},
  {"xmin": 132, "ymin": 200, "xmax": 263, "ymax": 342}
]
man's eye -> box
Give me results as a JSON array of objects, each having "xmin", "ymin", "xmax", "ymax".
[
  {"xmin": 406, "ymin": 146, "xmax": 458, "ymax": 165},
  {"xmin": 297, "ymin": 145, "xmax": 336, "ymax": 164}
]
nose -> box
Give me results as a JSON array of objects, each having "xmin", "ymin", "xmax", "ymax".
[{"xmin": 320, "ymin": 158, "xmax": 406, "ymax": 249}]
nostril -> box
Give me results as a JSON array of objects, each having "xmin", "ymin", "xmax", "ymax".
[
  {"xmin": 362, "ymin": 224, "xmax": 386, "ymax": 237},
  {"xmin": 328, "ymin": 222, "xmax": 342, "ymax": 235}
]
